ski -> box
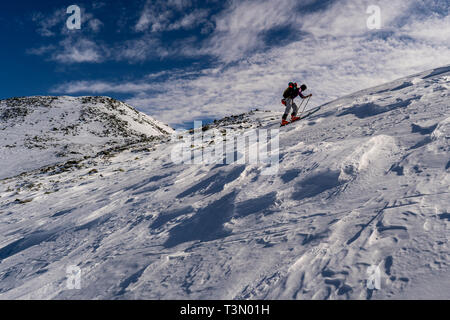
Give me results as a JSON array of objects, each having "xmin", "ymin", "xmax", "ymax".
[{"xmin": 280, "ymin": 107, "xmax": 321, "ymax": 127}]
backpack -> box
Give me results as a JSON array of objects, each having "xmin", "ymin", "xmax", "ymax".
[
  {"xmin": 283, "ymin": 82, "xmax": 297, "ymax": 99},
  {"xmin": 283, "ymin": 87, "xmax": 292, "ymax": 99}
]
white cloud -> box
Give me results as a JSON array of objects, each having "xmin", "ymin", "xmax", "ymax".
[
  {"xmin": 27, "ymin": 45, "xmax": 56, "ymax": 56},
  {"xmin": 400, "ymin": 15, "xmax": 450, "ymax": 44},
  {"xmin": 29, "ymin": 1, "xmax": 207, "ymax": 64},
  {"xmin": 28, "ymin": 37, "xmax": 106, "ymax": 64},
  {"xmin": 167, "ymin": 9, "xmax": 210, "ymax": 31},
  {"xmin": 29, "ymin": 6, "xmax": 105, "ymax": 64},
  {"xmin": 114, "ymin": 36, "xmax": 169, "ymax": 62},
  {"xmin": 51, "ymin": 0, "xmax": 450, "ymax": 127},
  {"xmin": 32, "ymin": 9, "xmax": 66, "ymax": 37},
  {"xmin": 299, "ymin": 0, "xmax": 413, "ymax": 38},
  {"xmin": 53, "ymin": 38, "xmax": 107, "ymax": 63},
  {"xmin": 135, "ymin": 7, "xmax": 173, "ymax": 32},
  {"xmin": 204, "ymin": 0, "xmax": 298, "ymax": 62},
  {"xmin": 85, "ymin": 15, "xmax": 104, "ymax": 33},
  {"xmin": 135, "ymin": 0, "xmax": 209, "ymax": 32},
  {"xmin": 52, "ymin": 81, "xmax": 156, "ymax": 94},
  {"xmin": 92, "ymin": 2, "xmax": 107, "ymax": 10},
  {"xmin": 32, "ymin": 7, "xmax": 104, "ymax": 37}
]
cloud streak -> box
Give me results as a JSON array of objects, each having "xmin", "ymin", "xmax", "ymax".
[
  {"xmin": 46, "ymin": 0, "xmax": 450, "ymax": 127},
  {"xmin": 135, "ymin": 0, "xmax": 211, "ymax": 32}
]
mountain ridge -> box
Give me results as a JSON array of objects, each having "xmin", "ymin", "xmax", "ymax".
[{"xmin": 0, "ymin": 95, "xmax": 173, "ymax": 179}]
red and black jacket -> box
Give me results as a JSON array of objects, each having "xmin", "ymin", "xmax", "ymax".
[{"xmin": 283, "ymin": 87, "xmax": 306, "ymax": 100}]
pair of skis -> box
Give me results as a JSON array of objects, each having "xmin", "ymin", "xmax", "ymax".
[{"xmin": 281, "ymin": 107, "xmax": 320, "ymax": 126}]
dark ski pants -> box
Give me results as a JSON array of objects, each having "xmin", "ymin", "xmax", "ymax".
[{"xmin": 282, "ymin": 98, "xmax": 298, "ymax": 120}]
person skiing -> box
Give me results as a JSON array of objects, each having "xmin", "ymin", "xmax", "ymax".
[{"xmin": 281, "ymin": 82, "xmax": 312, "ymax": 126}]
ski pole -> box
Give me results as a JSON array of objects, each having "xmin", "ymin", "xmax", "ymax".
[
  {"xmin": 300, "ymin": 96, "xmax": 311, "ymax": 115},
  {"xmin": 297, "ymin": 98, "xmax": 305, "ymax": 112}
]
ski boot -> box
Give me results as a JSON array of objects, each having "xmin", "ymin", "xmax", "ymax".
[{"xmin": 291, "ymin": 115, "xmax": 301, "ymax": 122}]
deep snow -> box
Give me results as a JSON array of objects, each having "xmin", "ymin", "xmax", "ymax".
[{"xmin": 0, "ymin": 66, "xmax": 448, "ymax": 300}]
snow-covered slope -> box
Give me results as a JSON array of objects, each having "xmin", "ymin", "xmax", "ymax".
[
  {"xmin": 0, "ymin": 66, "xmax": 448, "ymax": 300},
  {"xmin": 0, "ymin": 96, "xmax": 173, "ymax": 179}
]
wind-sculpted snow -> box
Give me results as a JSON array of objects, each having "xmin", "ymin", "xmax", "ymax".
[{"xmin": 0, "ymin": 66, "xmax": 448, "ymax": 299}]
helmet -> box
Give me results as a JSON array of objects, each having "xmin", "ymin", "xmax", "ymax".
[
  {"xmin": 300, "ymin": 84, "xmax": 307, "ymax": 91},
  {"xmin": 288, "ymin": 82, "xmax": 294, "ymax": 88}
]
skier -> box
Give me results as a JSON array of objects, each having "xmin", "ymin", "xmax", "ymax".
[{"xmin": 281, "ymin": 82, "xmax": 312, "ymax": 126}]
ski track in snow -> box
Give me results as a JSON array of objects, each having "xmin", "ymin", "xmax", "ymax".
[{"xmin": 0, "ymin": 66, "xmax": 449, "ymax": 299}]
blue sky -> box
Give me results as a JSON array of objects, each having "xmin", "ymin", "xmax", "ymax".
[{"xmin": 1, "ymin": 0, "xmax": 449, "ymax": 128}]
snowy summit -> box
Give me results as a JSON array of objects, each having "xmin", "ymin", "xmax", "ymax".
[{"xmin": 0, "ymin": 96, "xmax": 172, "ymax": 179}]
